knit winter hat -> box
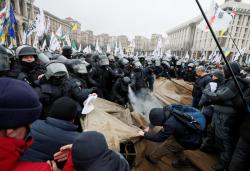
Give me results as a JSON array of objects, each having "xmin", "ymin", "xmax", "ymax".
[
  {"xmin": 72, "ymin": 131, "xmax": 108, "ymax": 169},
  {"xmin": 48, "ymin": 96, "xmax": 78, "ymax": 121},
  {"xmin": 149, "ymin": 107, "xmax": 170, "ymax": 126},
  {"xmin": 0, "ymin": 78, "xmax": 42, "ymax": 129},
  {"xmin": 223, "ymin": 62, "xmax": 241, "ymax": 79}
]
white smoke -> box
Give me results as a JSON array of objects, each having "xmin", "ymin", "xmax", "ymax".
[{"xmin": 128, "ymin": 86, "xmax": 163, "ymax": 118}]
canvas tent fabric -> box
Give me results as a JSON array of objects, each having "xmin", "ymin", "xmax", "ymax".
[{"xmin": 80, "ymin": 78, "xmax": 217, "ymax": 170}]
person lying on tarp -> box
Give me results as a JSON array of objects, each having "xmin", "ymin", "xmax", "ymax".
[{"xmin": 137, "ymin": 104, "xmax": 205, "ymax": 169}]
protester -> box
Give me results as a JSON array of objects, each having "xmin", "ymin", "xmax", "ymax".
[
  {"xmin": 200, "ymin": 62, "xmax": 247, "ymax": 171},
  {"xmin": 0, "ymin": 77, "xmax": 57, "ymax": 171},
  {"xmin": 8, "ymin": 45, "xmax": 46, "ymax": 86},
  {"xmin": 21, "ymin": 96, "xmax": 81, "ymax": 169},
  {"xmin": 62, "ymin": 131, "xmax": 131, "ymax": 171},
  {"xmin": 192, "ymin": 65, "xmax": 212, "ymax": 108},
  {"xmin": 138, "ymin": 105, "xmax": 205, "ymax": 168}
]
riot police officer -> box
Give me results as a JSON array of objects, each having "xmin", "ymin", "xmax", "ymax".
[{"xmin": 9, "ymin": 45, "xmax": 46, "ymax": 86}]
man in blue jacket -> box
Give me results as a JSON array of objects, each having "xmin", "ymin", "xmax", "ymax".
[
  {"xmin": 21, "ymin": 96, "xmax": 81, "ymax": 169},
  {"xmin": 138, "ymin": 105, "xmax": 204, "ymax": 168}
]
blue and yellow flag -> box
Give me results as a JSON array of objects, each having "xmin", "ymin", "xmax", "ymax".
[{"xmin": 224, "ymin": 48, "xmax": 230, "ymax": 57}]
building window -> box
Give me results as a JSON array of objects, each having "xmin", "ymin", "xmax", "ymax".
[{"xmin": 236, "ymin": 27, "xmax": 239, "ymax": 32}]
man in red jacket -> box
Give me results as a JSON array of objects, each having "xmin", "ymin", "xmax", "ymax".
[{"xmin": 0, "ymin": 78, "xmax": 57, "ymax": 171}]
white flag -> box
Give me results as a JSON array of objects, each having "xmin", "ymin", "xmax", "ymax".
[
  {"xmin": 119, "ymin": 41, "xmax": 124, "ymax": 56},
  {"xmin": 22, "ymin": 31, "xmax": 27, "ymax": 45},
  {"xmin": 106, "ymin": 44, "xmax": 111, "ymax": 53},
  {"xmin": 197, "ymin": 1, "xmax": 232, "ymax": 32},
  {"xmin": 201, "ymin": 49, "xmax": 206, "ymax": 60},
  {"xmin": 27, "ymin": 15, "xmax": 39, "ymax": 37},
  {"xmin": 42, "ymin": 40, "xmax": 47, "ymax": 50},
  {"xmin": 88, "ymin": 45, "xmax": 92, "ymax": 53},
  {"xmin": 78, "ymin": 44, "xmax": 82, "ymax": 52},
  {"xmin": 83, "ymin": 46, "xmax": 89, "ymax": 53},
  {"xmin": 95, "ymin": 40, "xmax": 102, "ymax": 53},
  {"xmin": 65, "ymin": 34, "xmax": 71, "ymax": 46},
  {"xmin": 114, "ymin": 41, "xmax": 119, "ymax": 56},
  {"xmin": 49, "ymin": 32, "xmax": 60, "ymax": 51},
  {"xmin": 184, "ymin": 52, "xmax": 190, "ymax": 60},
  {"xmin": 208, "ymin": 51, "xmax": 215, "ymax": 60},
  {"xmin": 36, "ymin": 8, "xmax": 46, "ymax": 37},
  {"xmin": 213, "ymin": 52, "xmax": 221, "ymax": 64},
  {"xmin": 233, "ymin": 47, "xmax": 246, "ymax": 62},
  {"xmin": 55, "ymin": 25, "xmax": 62, "ymax": 38},
  {"xmin": 0, "ymin": 3, "xmax": 9, "ymax": 31},
  {"xmin": 27, "ymin": 8, "xmax": 45, "ymax": 37}
]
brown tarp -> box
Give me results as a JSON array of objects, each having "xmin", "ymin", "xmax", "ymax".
[
  {"xmin": 153, "ymin": 77, "xmax": 193, "ymax": 105},
  {"xmin": 80, "ymin": 78, "xmax": 217, "ymax": 171}
]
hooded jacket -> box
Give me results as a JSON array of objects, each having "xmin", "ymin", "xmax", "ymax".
[{"xmin": 0, "ymin": 137, "xmax": 52, "ymax": 171}]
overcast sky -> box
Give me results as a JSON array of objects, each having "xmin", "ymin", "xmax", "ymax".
[{"xmin": 34, "ymin": 0, "xmax": 246, "ymax": 39}]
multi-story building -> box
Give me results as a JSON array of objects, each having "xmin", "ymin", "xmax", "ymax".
[
  {"xmin": 117, "ymin": 35, "xmax": 129, "ymax": 49},
  {"xmin": 10, "ymin": 0, "xmax": 35, "ymax": 45},
  {"xmin": 134, "ymin": 35, "xmax": 150, "ymax": 52},
  {"xmin": 150, "ymin": 34, "xmax": 163, "ymax": 51},
  {"xmin": 167, "ymin": 0, "xmax": 250, "ymax": 60},
  {"xmin": 85, "ymin": 30, "xmax": 94, "ymax": 45},
  {"xmin": 96, "ymin": 33, "xmax": 111, "ymax": 49},
  {"xmin": 11, "ymin": 0, "xmax": 81, "ymax": 46},
  {"xmin": 166, "ymin": 17, "xmax": 199, "ymax": 56},
  {"xmin": 34, "ymin": 6, "xmax": 72, "ymax": 35},
  {"xmin": 65, "ymin": 17, "xmax": 82, "ymax": 45}
]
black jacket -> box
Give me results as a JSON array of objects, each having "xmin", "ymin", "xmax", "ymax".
[
  {"xmin": 192, "ymin": 74, "xmax": 212, "ymax": 98},
  {"xmin": 202, "ymin": 77, "xmax": 246, "ymax": 113},
  {"xmin": 8, "ymin": 62, "xmax": 46, "ymax": 86},
  {"xmin": 144, "ymin": 115, "xmax": 201, "ymax": 149}
]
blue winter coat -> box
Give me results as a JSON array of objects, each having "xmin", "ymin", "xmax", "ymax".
[{"xmin": 21, "ymin": 117, "xmax": 80, "ymax": 162}]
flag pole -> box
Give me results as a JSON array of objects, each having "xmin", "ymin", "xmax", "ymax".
[
  {"xmin": 195, "ymin": 0, "xmax": 248, "ymax": 110},
  {"xmin": 226, "ymin": 31, "xmax": 243, "ymax": 62}
]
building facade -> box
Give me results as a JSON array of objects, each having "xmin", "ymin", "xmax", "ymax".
[
  {"xmin": 34, "ymin": 6, "xmax": 72, "ymax": 35},
  {"xmin": 167, "ymin": 0, "xmax": 250, "ymax": 60},
  {"xmin": 150, "ymin": 34, "xmax": 163, "ymax": 51},
  {"xmin": 117, "ymin": 35, "xmax": 129, "ymax": 49},
  {"xmin": 167, "ymin": 17, "xmax": 199, "ymax": 56},
  {"xmin": 134, "ymin": 35, "xmax": 150, "ymax": 52},
  {"xmin": 10, "ymin": 0, "xmax": 35, "ymax": 45}
]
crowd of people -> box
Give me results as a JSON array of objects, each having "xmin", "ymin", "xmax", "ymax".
[{"xmin": 0, "ymin": 44, "xmax": 250, "ymax": 171}]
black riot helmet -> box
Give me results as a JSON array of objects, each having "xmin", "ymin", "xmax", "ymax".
[
  {"xmin": 118, "ymin": 58, "xmax": 129, "ymax": 67},
  {"xmin": 16, "ymin": 45, "xmax": 38, "ymax": 60},
  {"xmin": 122, "ymin": 76, "xmax": 131, "ymax": 85},
  {"xmin": 98, "ymin": 54, "xmax": 109, "ymax": 66},
  {"xmin": 62, "ymin": 45, "xmax": 73, "ymax": 59}
]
